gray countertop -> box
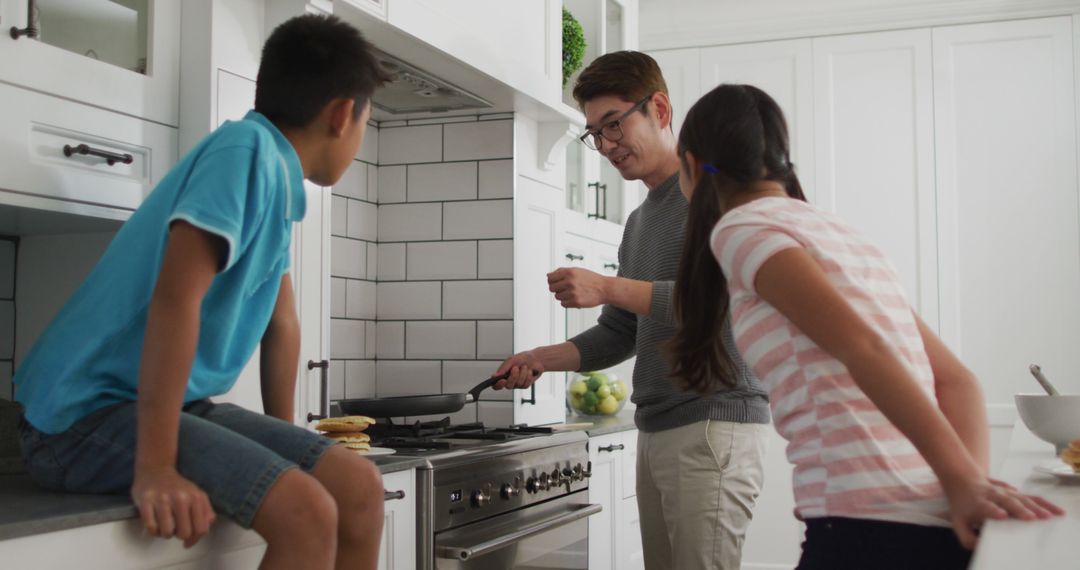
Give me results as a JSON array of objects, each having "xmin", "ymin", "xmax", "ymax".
[
  {"xmin": 559, "ymin": 409, "xmax": 638, "ymax": 436},
  {"xmin": 0, "ymin": 455, "xmax": 428, "ymax": 542}
]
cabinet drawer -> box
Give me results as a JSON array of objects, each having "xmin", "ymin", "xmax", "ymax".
[{"xmin": 0, "ymin": 82, "xmax": 177, "ymax": 213}]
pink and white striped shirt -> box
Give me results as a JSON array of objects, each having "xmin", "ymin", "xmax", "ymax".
[{"xmin": 712, "ymin": 196, "xmax": 950, "ymax": 526}]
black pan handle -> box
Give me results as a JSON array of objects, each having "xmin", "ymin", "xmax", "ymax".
[{"xmin": 469, "ymin": 370, "xmax": 541, "ymax": 402}]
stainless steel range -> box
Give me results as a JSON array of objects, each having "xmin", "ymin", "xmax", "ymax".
[{"xmin": 369, "ymin": 420, "xmax": 599, "ymax": 569}]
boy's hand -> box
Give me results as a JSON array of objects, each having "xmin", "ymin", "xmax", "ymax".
[
  {"xmin": 946, "ymin": 477, "xmax": 1063, "ymax": 549},
  {"xmin": 132, "ymin": 466, "xmax": 216, "ymax": 548}
]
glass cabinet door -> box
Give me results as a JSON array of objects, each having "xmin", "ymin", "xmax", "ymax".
[{"xmin": 0, "ymin": 0, "xmax": 180, "ymax": 125}]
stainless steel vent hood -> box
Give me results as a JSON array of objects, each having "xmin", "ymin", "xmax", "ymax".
[{"xmin": 372, "ymin": 49, "xmax": 492, "ymax": 115}]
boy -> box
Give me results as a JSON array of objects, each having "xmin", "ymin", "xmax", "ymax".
[{"xmin": 14, "ymin": 14, "xmax": 390, "ymax": 570}]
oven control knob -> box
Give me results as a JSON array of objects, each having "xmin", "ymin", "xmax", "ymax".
[
  {"xmin": 539, "ymin": 472, "xmax": 551, "ymax": 491},
  {"xmin": 471, "ymin": 488, "xmax": 491, "ymax": 508},
  {"xmin": 563, "ymin": 467, "xmax": 575, "ymax": 481},
  {"xmin": 501, "ymin": 482, "xmax": 520, "ymax": 500},
  {"xmin": 526, "ymin": 477, "xmax": 539, "ymax": 494}
]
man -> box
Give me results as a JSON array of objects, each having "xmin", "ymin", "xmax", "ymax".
[{"xmin": 492, "ymin": 51, "xmax": 770, "ymax": 570}]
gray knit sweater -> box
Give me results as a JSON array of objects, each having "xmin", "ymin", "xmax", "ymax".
[{"xmin": 569, "ymin": 174, "xmax": 770, "ymax": 433}]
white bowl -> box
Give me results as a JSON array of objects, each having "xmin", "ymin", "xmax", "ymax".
[{"xmin": 1014, "ymin": 394, "xmax": 1080, "ymax": 451}]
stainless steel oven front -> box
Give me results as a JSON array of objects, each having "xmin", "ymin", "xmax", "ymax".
[{"xmin": 435, "ymin": 490, "xmax": 598, "ymax": 569}]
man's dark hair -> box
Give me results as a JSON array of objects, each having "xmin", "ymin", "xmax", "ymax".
[
  {"xmin": 572, "ymin": 50, "xmax": 668, "ymax": 109},
  {"xmin": 256, "ymin": 14, "xmax": 391, "ymax": 129}
]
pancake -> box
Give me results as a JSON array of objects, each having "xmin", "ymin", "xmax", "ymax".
[{"xmin": 315, "ymin": 415, "xmax": 376, "ymax": 433}]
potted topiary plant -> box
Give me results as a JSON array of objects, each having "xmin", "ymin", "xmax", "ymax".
[{"xmin": 562, "ymin": 7, "xmax": 586, "ymax": 87}]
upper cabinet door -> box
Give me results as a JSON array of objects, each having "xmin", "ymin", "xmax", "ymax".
[
  {"xmin": 699, "ymin": 39, "xmax": 815, "ymax": 203},
  {"xmin": 649, "ymin": 47, "xmax": 701, "ymax": 138},
  {"xmin": 812, "ymin": 29, "xmax": 938, "ymax": 327},
  {"xmin": 933, "ymin": 17, "xmax": 1080, "ymax": 399},
  {"xmin": 0, "ymin": 0, "xmax": 180, "ymax": 126}
]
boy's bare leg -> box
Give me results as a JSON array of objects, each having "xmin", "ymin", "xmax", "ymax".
[
  {"xmin": 251, "ymin": 469, "xmax": 339, "ymax": 570},
  {"xmin": 311, "ymin": 445, "xmax": 385, "ymax": 570}
]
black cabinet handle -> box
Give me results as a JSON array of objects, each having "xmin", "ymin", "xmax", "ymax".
[
  {"xmin": 565, "ymin": 253, "xmax": 584, "ymax": 261},
  {"xmin": 306, "ymin": 359, "xmax": 330, "ymax": 423},
  {"xmin": 63, "ymin": 144, "xmax": 134, "ymax": 166},
  {"xmin": 10, "ymin": 0, "xmax": 38, "ymax": 39},
  {"xmin": 587, "ymin": 182, "xmax": 608, "ymax": 220},
  {"xmin": 598, "ymin": 444, "xmax": 624, "ymax": 453},
  {"xmin": 384, "ymin": 490, "xmax": 406, "ymax": 501},
  {"xmin": 603, "ymin": 263, "xmax": 619, "ymax": 271}
]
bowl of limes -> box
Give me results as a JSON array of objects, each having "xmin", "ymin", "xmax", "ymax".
[{"xmin": 567, "ymin": 371, "xmax": 628, "ymax": 417}]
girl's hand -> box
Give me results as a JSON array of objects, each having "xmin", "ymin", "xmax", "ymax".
[{"xmin": 947, "ymin": 477, "xmax": 1064, "ymax": 549}]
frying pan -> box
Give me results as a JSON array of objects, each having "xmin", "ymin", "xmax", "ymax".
[{"xmin": 338, "ymin": 370, "xmax": 536, "ymax": 417}]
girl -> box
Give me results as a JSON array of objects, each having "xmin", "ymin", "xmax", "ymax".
[{"xmin": 669, "ymin": 84, "xmax": 1062, "ymax": 569}]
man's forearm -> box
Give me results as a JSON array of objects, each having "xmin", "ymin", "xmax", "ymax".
[
  {"xmin": 603, "ymin": 277, "xmax": 653, "ymax": 316},
  {"xmin": 532, "ymin": 342, "xmax": 582, "ymax": 373}
]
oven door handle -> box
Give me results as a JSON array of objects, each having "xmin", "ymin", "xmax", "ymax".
[{"xmin": 436, "ymin": 502, "xmax": 602, "ymax": 561}]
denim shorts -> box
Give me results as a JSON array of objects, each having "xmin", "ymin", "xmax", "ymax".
[{"xmin": 18, "ymin": 399, "xmax": 335, "ymax": 528}]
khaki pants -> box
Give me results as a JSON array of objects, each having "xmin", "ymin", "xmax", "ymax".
[{"xmin": 636, "ymin": 420, "xmax": 769, "ymax": 570}]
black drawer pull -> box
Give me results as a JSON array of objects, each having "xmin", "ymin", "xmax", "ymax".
[
  {"xmin": 598, "ymin": 444, "xmax": 624, "ymax": 453},
  {"xmin": 10, "ymin": 0, "xmax": 38, "ymax": 39},
  {"xmin": 63, "ymin": 144, "xmax": 134, "ymax": 166},
  {"xmin": 384, "ymin": 489, "xmax": 406, "ymax": 501},
  {"xmin": 603, "ymin": 263, "xmax": 619, "ymax": 271},
  {"xmin": 565, "ymin": 253, "xmax": 584, "ymax": 261}
]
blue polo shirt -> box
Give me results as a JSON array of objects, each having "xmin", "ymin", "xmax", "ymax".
[{"xmin": 15, "ymin": 111, "xmax": 306, "ymax": 434}]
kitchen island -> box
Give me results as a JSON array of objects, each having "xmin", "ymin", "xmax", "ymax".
[{"xmin": 971, "ymin": 421, "xmax": 1080, "ymax": 568}]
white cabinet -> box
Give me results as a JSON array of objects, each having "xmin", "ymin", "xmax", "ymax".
[
  {"xmin": 932, "ymin": 16, "xmax": 1080, "ymax": 407},
  {"xmin": 513, "ymin": 176, "xmax": 567, "ymax": 426},
  {"xmin": 812, "ymin": 28, "xmax": 938, "ymax": 325},
  {"xmin": 648, "ymin": 47, "xmax": 701, "ymax": 136},
  {"xmin": 0, "ymin": 0, "xmax": 180, "ymax": 126},
  {"xmin": 378, "ymin": 469, "xmax": 417, "ymax": 570},
  {"xmin": 699, "ymin": 38, "xmax": 815, "ymax": 203},
  {"xmin": 588, "ymin": 430, "xmax": 643, "ymax": 570},
  {"xmin": 0, "ymin": 80, "xmax": 177, "ymax": 216}
]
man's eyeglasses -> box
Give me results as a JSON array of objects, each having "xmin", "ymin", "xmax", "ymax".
[{"xmin": 578, "ymin": 95, "xmax": 653, "ymax": 151}]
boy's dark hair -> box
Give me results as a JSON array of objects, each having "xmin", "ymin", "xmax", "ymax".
[
  {"xmin": 256, "ymin": 14, "xmax": 391, "ymax": 129},
  {"xmin": 572, "ymin": 50, "xmax": 668, "ymax": 109},
  {"xmin": 669, "ymin": 84, "xmax": 807, "ymax": 394}
]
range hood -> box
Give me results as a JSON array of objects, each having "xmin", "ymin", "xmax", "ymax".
[{"xmin": 371, "ymin": 49, "xmax": 493, "ymax": 115}]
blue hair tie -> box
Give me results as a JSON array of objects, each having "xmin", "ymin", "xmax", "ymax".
[{"xmin": 702, "ymin": 163, "xmax": 721, "ymax": 174}]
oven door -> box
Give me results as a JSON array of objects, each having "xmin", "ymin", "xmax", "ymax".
[{"xmin": 434, "ymin": 491, "xmax": 600, "ymax": 569}]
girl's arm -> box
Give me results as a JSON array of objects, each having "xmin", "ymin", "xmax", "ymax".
[
  {"xmin": 913, "ymin": 314, "xmax": 990, "ymax": 473},
  {"xmin": 753, "ymin": 247, "xmax": 1060, "ymax": 548},
  {"xmin": 260, "ymin": 273, "xmax": 300, "ymax": 422}
]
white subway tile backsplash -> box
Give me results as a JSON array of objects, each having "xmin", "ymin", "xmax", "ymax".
[
  {"xmin": 407, "ymin": 162, "xmax": 477, "ymax": 202},
  {"xmin": 444, "ymin": 120, "xmax": 513, "ymax": 161},
  {"xmin": 366, "ymin": 243, "xmax": 378, "ymax": 280},
  {"xmin": 477, "ymin": 321, "xmax": 513, "ymax": 360},
  {"xmin": 356, "ymin": 122, "xmax": 378, "ymax": 163},
  {"xmin": 376, "ymin": 321, "xmax": 405, "ymax": 359},
  {"xmin": 443, "ymin": 200, "xmax": 512, "ymax": 240},
  {"xmin": 331, "ymin": 196, "xmax": 347, "ymax": 237},
  {"xmin": 0, "ymin": 240, "xmax": 13, "ymax": 299},
  {"xmin": 378, "ymin": 165, "xmax": 406, "ymax": 204},
  {"xmin": 331, "ymin": 278, "xmax": 346, "ymax": 318},
  {"xmin": 345, "ymin": 360, "xmax": 376, "ymax": 399},
  {"xmin": 346, "ymin": 280, "xmax": 376, "ymax": 319},
  {"xmin": 443, "ymin": 361, "xmax": 510, "ymax": 401},
  {"xmin": 330, "ymin": 319, "xmax": 365, "ymax": 359},
  {"xmin": 379, "ymin": 203, "xmax": 442, "ymax": 242},
  {"xmin": 478, "ymin": 401, "xmax": 514, "ymax": 426},
  {"xmin": 380, "ymin": 124, "xmax": 443, "ymax": 164},
  {"xmin": 377, "ymin": 282, "xmax": 441, "ymax": 319},
  {"xmin": 333, "ymin": 161, "xmax": 367, "ymax": 200},
  {"xmin": 407, "ymin": 407, "xmax": 479, "ymax": 426},
  {"xmin": 365, "ymin": 322, "xmax": 377, "ymax": 359},
  {"xmin": 406, "ymin": 321, "xmax": 476, "ymax": 359},
  {"xmin": 366, "ymin": 165, "xmax": 378, "ymax": 203},
  {"xmin": 477, "ymin": 240, "xmax": 513, "ymax": 279},
  {"xmin": 407, "ymin": 241, "xmax": 477, "ymax": 281},
  {"xmin": 347, "ymin": 200, "xmax": 378, "ymax": 242},
  {"xmin": 376, "ymin": 361, "xmax": 442, "ymax": 396},
  {"xmin": 328, "ymin": 359, "xmax": 346, "ymax": 401},
  {"xmin": 377, "ymin": 244, "xmax": 406, "ymax": 281},
  {"xmin": 443, "ymin": 281, "xmax": 513, "ymax": 319},
  {"xmin": 331, "ymin": 237, "xmax": 367, "ymax": 279},
  {"xmin": 478, "ymin": 159, "xmax": 513, "ymax": 199}
]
